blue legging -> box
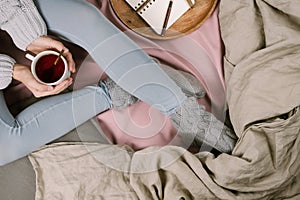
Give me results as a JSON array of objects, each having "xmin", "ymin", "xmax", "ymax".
[
  {"xmin": 35, "ymin": 0, "xmax": 185, "ymax": 114},
  {"xmin": 0, "ymin": 0, "xmax": 186, "ymax": 166}
]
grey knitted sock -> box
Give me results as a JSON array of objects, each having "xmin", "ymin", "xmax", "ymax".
[
  {"xmin": 101, "ymin": 77, "xmax": 138, "ymax": 110},
  {"xmin": 101, "ymin": 60, "xmax": 206, "ymax": 110},
  {"xmin": 152, "ymin": 57, "xmax": 206, "ymax": 98},
  {"xmin": 170, "ymin": 97, "xmax": 237, "ymax": 153},
  {"xmin": 161, "ymin": 64, "xmax": 206, "ymax": 98}
]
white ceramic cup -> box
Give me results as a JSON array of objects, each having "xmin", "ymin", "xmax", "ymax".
[{"xmin": 25, "ymin": 50, "xmax": 70, "ymax": 85}]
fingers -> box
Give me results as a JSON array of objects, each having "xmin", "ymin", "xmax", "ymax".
[
  {"xmin": 62, "ymin": 47, "xmax": 76, "ymax": 73},
  {"xmin": 50, "ymin": 78, "xmax": 73, "ymax": 95},
  {"xmin": 27, "ymin": 36, "xmax": 76, "ymax": 73},
  {"xmin": 12, "ymin": 64, "xmax": 54, "ymax": 96},
  {"xmin": 14, "ymin": 56, "xmax": 74, "ymax": 98},
  {"xmin": 48, "ymin": 38, "xmax": 76, "ymax": 73},
  {"xmin": 31, "ymin": 78, "xmax": 73, "ymax": 98}
]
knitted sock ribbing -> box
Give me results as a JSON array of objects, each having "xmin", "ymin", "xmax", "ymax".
[
  {"xmin": 101, "ymin": 77, "xmax": 237, "ymax": 153},
  {"xmin": 152, "ymin": 57, "xmax": 206, "ymax": 98},
  {"xmin": 170, "ymin": 97, "xmax": 237, "ymax": 153},
  {"xmin": 102, "ymin": 77, "xmax": 139, "ymax": 110},
  {"xmin": 101, "ymin": 60, "xmax": 206, "ymax": 110},
  {"xmin": 160, "ymin": 64, "xmax": 206, "ymax": 98}
]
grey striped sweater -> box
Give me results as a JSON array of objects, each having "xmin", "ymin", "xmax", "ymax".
[{"xmin": 0, "ymin": 0, "xmax": 47, "ymax": 89}]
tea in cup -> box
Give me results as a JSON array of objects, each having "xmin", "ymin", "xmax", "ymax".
[{"xmin": 25, "ymin": 50, "xmax": 70, "ymax": 85}]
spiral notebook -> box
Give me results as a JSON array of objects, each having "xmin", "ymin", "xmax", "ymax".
[{"xmin": 125, "ymin": 0, "xmax": 195, "ymax": 35}]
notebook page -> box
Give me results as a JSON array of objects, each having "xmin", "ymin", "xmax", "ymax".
[{"xmin": 137, "ymin": 0, "xmax": 194, "ymax": 35}]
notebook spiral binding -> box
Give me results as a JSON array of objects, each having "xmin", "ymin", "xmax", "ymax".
[{"xmin": 135, "ymin": 0, "xmax": 156, "ymax": 14}]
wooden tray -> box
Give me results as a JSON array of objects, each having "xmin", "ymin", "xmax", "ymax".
[{"xmin": 110, "ymin": 0, "xmax": 218, "ymax": 40}]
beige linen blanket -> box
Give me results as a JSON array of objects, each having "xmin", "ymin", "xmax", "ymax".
[{"xmin": 28, "ymin": 0, "xmax": 300, "ymax": 199}]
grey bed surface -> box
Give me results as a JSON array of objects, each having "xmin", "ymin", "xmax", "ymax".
[{"xmin": 0, "ymin": 117, "xmax": 110, "ymax": 200}]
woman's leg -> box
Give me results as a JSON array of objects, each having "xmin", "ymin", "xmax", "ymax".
[
  {"xmin": 0, "ymin": 86, "xmax": 111, "ymax": 166},
  {"xmin": 34, "ymin": 0, "xmax": 237, "ymax": 153},
  {"xmin": 34, "ymin": 0, "xmax": 186, "ymax": 116}
]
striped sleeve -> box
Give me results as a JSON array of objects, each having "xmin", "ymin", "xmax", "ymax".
[
  {"xmin": 0, "ymin": 54, "xmax": 15, "ymax": 89},
  {"xmin": 0, "ymin": 0, "xmax": 47, "ymax": 50}
]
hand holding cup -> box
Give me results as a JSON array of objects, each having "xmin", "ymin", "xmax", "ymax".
[
  {"xmin": 16, "ymin": 35, "xmax": 76, "ymax": 97},
  {"xmin": 12, "ymin": 64, "xmax": 73, "ymax": 98},
  {"xmin": 25, "ymin": 50, "xmax": 70, "ymax": 85},
  {"xmin": 26, "ymin": 35, "xmax": 76, "ymax": 73}
]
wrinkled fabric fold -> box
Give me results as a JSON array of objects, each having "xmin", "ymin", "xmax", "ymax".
[{"xmin": 28, "ymin": 0, "xmax": 300, "ymax": 199}]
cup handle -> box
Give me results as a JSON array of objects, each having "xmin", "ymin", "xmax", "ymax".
[{"xmin": 25, "ymin": 53, "xmax": 35, "ymax": 61}]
